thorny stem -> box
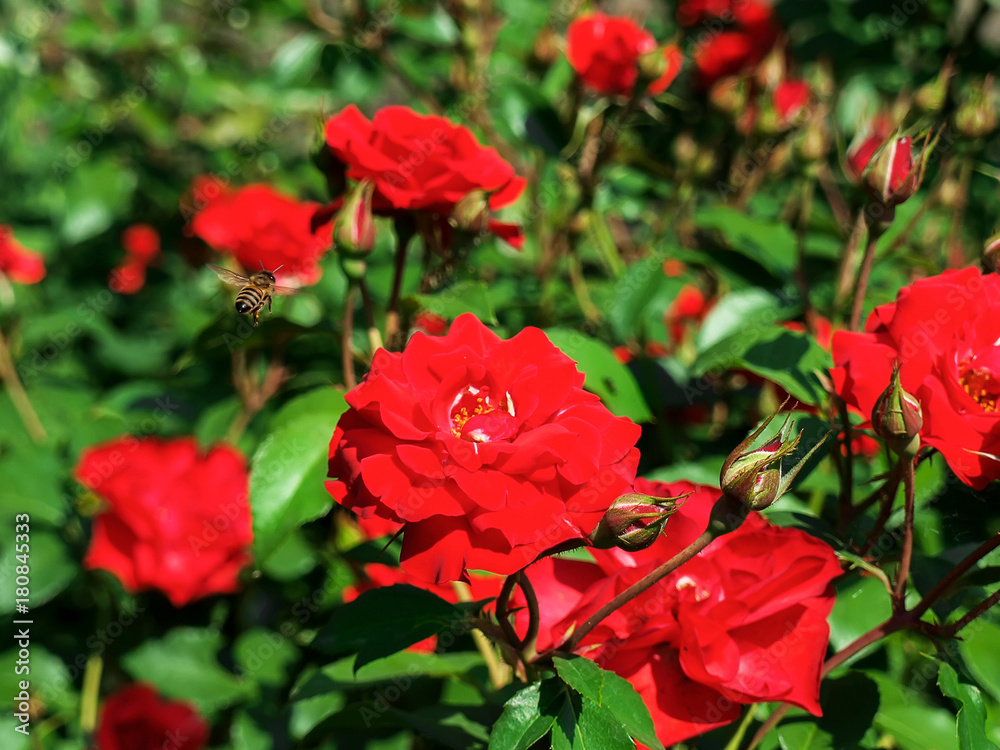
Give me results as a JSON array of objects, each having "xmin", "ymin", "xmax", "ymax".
[
  {"xmin": 908, "ymin": 531, "xmax": 1000, "ymax": 622},
  {"xmin": 849, "ymin": 215, "xmax": 887, "ymax": 332},
  {"xmin": 358, "ymin": 278, "xmax": 383, "ymax": 353},
  {"xmin": 0, "ymin": 320, "xmax": 47, "ymax": 443},
  {"xmin": 892, "ymin": 459, "xmax": 917, "ymax": 612},
  {"xmin": 342, "ymin": 284, "xmax": 357, "ymax": 390},
  {"xmin": 834, "ymin": 210, "xmax": 868, "ymax": 316},
  {"xmin": 939, "ymin": 587, "xmax": 1000, "ymax": 638},
  {"xmin": 556, "ymin": 494, "xmax": 749, "ymax": 655},
  {"xmin": 860, "ymin": 480, "xmax": 898, "ymax": 556},
  {"xmin": 384, "ymin": 222, "xmax": 415, "ymax": 349},
  {"xmin": 847, "ymin": 460, "xmax": 905, "ymax": 526}
]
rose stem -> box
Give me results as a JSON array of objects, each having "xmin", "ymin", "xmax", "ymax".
[
  {"xmin": 748, "ymin": 531, "xmax": 1000, "ymax": 749},
  {"xmin": 835, "ymin": 398, "xmax": 854, "ymax": 532},
  {"xmin": 342, "ymin": 283, "xmax": 357, "ymax": 390},
  {"xmin": 833, "ymin": 209, "xmax": 867, "ymax": 318},
  {"xmin": 817, "ymin": 163, "xmax": 852, "ymax": 233},
  {"xmin": 452, "ymin": 582, "xmax": 512, "ymax": 690},
  {"xmin": 859, "ymin": 482, "xmax": 897, "ymax": 556},
  {"xmin": 0, "ymin": 321, "xmax": 47, "ymax": 443},
  {"xmin": 846, "ymin": 460, "xmax": 904, "ymax": 527},
  {"xmin": 384, "ymin": 221, "xmax": 415, "ymax": 348},
  {"xmin": 722, "ymin": 706, "xmax": 758, "ymax": 750},
  {"xmin": 225, "ymin": 352, "xmax": 288, "ymax": 445},
  {"xmin": 358, "ymin": 278, "xmax": 383, "ymax": 352},
  {"xmin": 79, "ymin": 654, "xmax": 103, "ymax": 734},
  {"xmin": 848, "ymin": 214, "xmax": 887, "ymax": 332},
  {"xmin": 946, "ymin": 156, "xmax": 972, "ymax": 268},
  {"xmin": 517, "ymin": 571, "xmax": 540, "ymax": 663},
  {"xmin": 556, "ymin": 494, "xmax": 748, "ymax": 655},
  {"xmin": 892, "ymin": 459, "xmax": 917, "ymax": 612}
]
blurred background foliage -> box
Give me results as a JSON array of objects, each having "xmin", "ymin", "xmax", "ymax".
[{"xmin": 3, "ymin": 0, "xmax": 1000, "ymax": 748}]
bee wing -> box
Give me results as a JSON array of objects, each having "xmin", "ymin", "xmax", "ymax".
[
  {"xmin": 207, "ymin": 264, "xmax": 250, "ymax": 287},
  {"xmin": 272, "ymin": 285, "xmax": 301, "ymax": 297}
]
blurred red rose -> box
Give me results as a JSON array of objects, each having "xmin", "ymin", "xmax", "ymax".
[
  {"xmin": 413, "ymin": 310, "xmax": 448, "ymax": 336},
  {"xmin": 322, "ymin": 105, "xmax": 526, "ymax": 248},
  {"xmin": 521, "ymin": 478, "xmax": 841, "ymax": 745},
  {"xmin": 122, "ymin": 224, "xmax": 161, "ymax": 263},
  {"xmin": 95, "ymin": 683, "xmax": 208, "ymax": 750},
  {"xmin": 76, "ymin": 436, "xmax": 253, "ymax": 606},
  {"xmin": 774, "ymin": 79, "xmax": 811, "ymax": 126},
  {"xmin": 565, "ymin": 14, "xmax": 681, "ymax": 96},
  {"xmin": 844, "ymin": 114, "xmax": 894, "ymax": 184},
  {"xmin": 0, "ymin": 226, "xmax": 45, "ymax": 285},
  {"xmin": 686, "ymin": 0, "xmax": 780, "ymax": 87},
  {"xmin": 666, "ymin": 284, "xmax": 711, "ymax": 344},
  {"xmin": 327, "ymin": 313, "xmax": 641, "ymax": 584},
  {"xmin": 108, "ymin": 259, "xmax": 147, "ymax": 295},
  {"xmin": 833, "ymin": 267, "xmax": 1000, "ymax": 489},
  {"xmin": 188, "ymin": 183, "xmax": 332, "ymax": 285}
]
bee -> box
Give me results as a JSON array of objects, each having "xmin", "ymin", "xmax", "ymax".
[{"xmin": 207, "ymin": 263, "xmax": 299, "ymax": 327}]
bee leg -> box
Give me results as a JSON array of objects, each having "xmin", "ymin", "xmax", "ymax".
[
  {"xmin": 268, "ymin": 297, "xmax": 273, "ymax": 314},
  {"xmin": 252, "ymin": 310, "xmax": 260, "ymax": 327}
]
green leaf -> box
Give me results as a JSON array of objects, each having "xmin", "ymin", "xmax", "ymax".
[
  {"xmin": 551, "ymin": 690, "xmax": 635, "ymax": 750},
  {"xmin": 776, "ymin": 672, "xmax": 879, "ymax": 750},
  {"xmin": 488, "ymin": 680, "xmax": 564, "ymax": 750},
  {"xmin": 938, "ymin": 661, "xmax": 1000, "ymax": 750},
  {"xmin": 600, "ymin": 256, "xmax": 685, "ymax": 342},
  {"xmin": 695, "ymin": 287, "xmax": 797, "ymax": 352},
  {"xmin": 232, "ymin": 628, "xmax": 300, "ymax": 687},
  {"xmin": 553, "ymin": 656, "xmax": 663, "ymax": 750},
  {"xmin": 271, "ymin": 32, "xmax": 324, "ymax": 85},
  {"xmin": 694, "ymin": 205, "xmax": 797, "ymax": 277},
  {"xmin": 250, "ymin": 391, "xmax": 348, "ymax": 563},
  {"xmin": 0, "ymin": 530, "xmax": 76, "ymax": 614},
  {"xmin": 311, "ymin": 585, "xmax": 479, "ymax": 672},
  {"xmin": 960, "ymin": 619, "xmax": 1000, "ymax": 701},
  {"xmin": 868, "ymin": 670, "xmax": 959, "ymax": 750},
  {"xmin": 414, "ymin": 281, "xmax": 497, "ymax": 325},
  {"xmin": 694, "ymin": 326, "xmax": 830, "ymax": 405},
  {"xmin": 828, "ymin": 575, "xmax": 892, "ymax": 654},
  {"xmin": 544, "ymin": 328, "xmax": 653, "ymax": 422},
  {"xmin": 121, "ymin": 628, "xmax": 254, "ymax": 715}
]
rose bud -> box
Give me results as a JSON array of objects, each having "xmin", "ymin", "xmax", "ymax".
[
  {"xmin": 758, "ymin": 79, "xmax": 811, "ymax": 134},
  {"xmin": 864, "ymin": 136, "xmax": 917, "ymax": 207},
  {"xmin": 709, "ymin": 76, "xmax": 749, "ymax": 118},
  {"xmin": 871, "ymin": 364, "xmax": 923, "ymax": 458},
  {"xmin": 449, "ymin": 189, "xmax": 491, "ymax": 234},
  {"xmin": 954, "ymin": 76, "xmax": 998, "ymax": 139},
  {"xmin": 983, "ymin": 229, "xmax": 1000, "ymax": 272},
  {"xmin": 914, "ymin": 57, "xmax": 954, "ymax": 115},
  {"xmin": 334, "ymin": 179, "xmax": 376, "ymax": 257},
  {"xmin": 797, "ymin": 107, "xmax": 831, "ymax": 163},
  {"xmin": 721, "ymin": 403, "xmax": 828, "ymax": 511},
  {"xmin": 638, "ymin": 44, "xmax": 683, "ymax": 96},
  {"xmin": 589, "ymin": 491, "xmax": 685, "ymax": 552}
]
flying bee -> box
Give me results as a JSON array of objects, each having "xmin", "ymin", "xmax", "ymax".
[{"xmin": 207, "ymin": 263, "xmax": 299, "ymax": 327}]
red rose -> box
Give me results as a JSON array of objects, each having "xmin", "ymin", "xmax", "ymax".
[
  {"xmin": 413, "ymin": 310, "xmax": 448, "ymax": 336},
  {"xmin": 521, "ymin": 479, "xmax": 841, "ymax": 746},
  {"xmin": 322, "ymin": 105, "xmax": 526, "ymax": 248},
  {"xmin": 76, "ymin": 437, "xmax": 253, "ymax": 606},
  {"xmin": 565, "ymin": 14, "xmax": 680, "ymax": 97},
  {"xmin": 95, "ymin": 683, "xmax": 208, "ymax": 750},
  {"xmin": 188, "ymin": 183, "xmax": 332, "ymax": 285},
  {"xmin": 833, "ymin": 267, "xmax": 1000, "ymax": 488},
  {"xmin": 327, "ymin": 313, "xmax": 641, "ymax": 583},
  {"xmin": 688, "ymin": 0, "xmax": 779, "ymax": 87},
  {"xmin": 666, "ymin": 284, "xmax": 711, "ymax": 344},
  {"xmin": 0, "ymin": 226, "xmax": 45, "ymax": 285},
  {"xmin": 108, "ymin": 259, "xmax": 147, "ymax": 295},
  {"xmin": 844, "ymin": 114, "xmax": 894, "ymax": 183},
  {"xmin": 122, "ymin": 224, "xmax": 161, "ymax": 264}
]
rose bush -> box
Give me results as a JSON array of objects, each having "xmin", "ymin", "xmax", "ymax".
[
  {"xmin": 519, "ymin": 478, "xmax": 841, "ymax": 745},
  {"xmin": 188, "ymin": 182, "xmax": 332, "ymax": 285},
  {"xmin": 76, "ymin": 436, "xmax": 253, "ymax": 606},
  {"xmin": 321, "ymin": 105, "xmax": 526, "ymax": 248},
  {"xmin": 565, "ymin": 14, "xmax": 681, "ymax": 96},
  {"xmin": 833, "ymin": 267, "xmax": 1000, "ymax": 488},
  {"xmin": 95, "ymin": 683, "xmax": 208, "ymax": 750},
  {"xmin": 327, "ymin": 313, "xmax": 641, "ymax": 583}
]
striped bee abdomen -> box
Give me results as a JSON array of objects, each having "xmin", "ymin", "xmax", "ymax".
[{"xmin": 235, "ymin": 287, "xmax": 263, "ymax": 313}]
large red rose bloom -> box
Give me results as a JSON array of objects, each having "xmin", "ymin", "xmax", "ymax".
[
  {"xmin": 833, "ymin": 267, "xmax": 1000, "ymax": 489},
  {"xmin": 327, "ymin": 313, "xmax": 641, "ymax": 584},
  {"xmin": 95, "ymin": 683, "xmax": 208, "ymax": 750},
  {"xmin": 520, "ymin": 479, "xmax": 841, "ymax": 746},
  {"xmin": 188, "ymin": 183, "xmax": 332, "ymax": 285},
  {"xmin": 76, "ymin": 437, "xmax": 253, "ymax": 606},
  {"xmin": 322, "ymin": 105, "xmax": 526, "ymax": 248}
]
